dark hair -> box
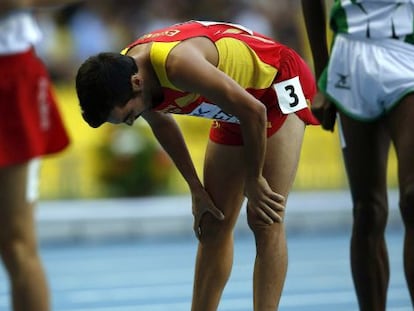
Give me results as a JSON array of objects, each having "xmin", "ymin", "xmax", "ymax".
[{"xmin": 75, "ymin": 52, "xmax": 138, "ymax": 128}]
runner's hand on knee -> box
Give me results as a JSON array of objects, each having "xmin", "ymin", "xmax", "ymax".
[
  {"xmin": 245, "ymin": 176, "xmax": 285, "ymax": 224},
  {"xmin": 191, "ymin": 188, "xmax": 225, "ymax": 239}
]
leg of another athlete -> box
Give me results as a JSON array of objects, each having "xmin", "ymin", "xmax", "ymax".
[
  {"xmin": 248, "ymin": 114, "xmax": 305, "ymax": 310},
  {"xmin": 191, "ymin": 139, "xmax": 246, "ymax": 311},
  {"xmin": 339, "ymin": 112, "xmax": 391, "ymax": 311},
  {"xmin": 386, "ymin": 93, "xmax": 414, "ymax": 305},
  {"xmin": 0, "ymin": 162, "xmax": 50, "ymax": 311}
]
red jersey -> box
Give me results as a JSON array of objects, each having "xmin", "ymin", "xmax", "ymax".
[{"xmin": 122, "ymin": 21, "xmax": 318, "ymax": 145}]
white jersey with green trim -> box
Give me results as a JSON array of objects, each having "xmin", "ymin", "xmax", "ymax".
[{"xmin": 330, "ymin": 0, "xmax": 414, "ymax": 42}]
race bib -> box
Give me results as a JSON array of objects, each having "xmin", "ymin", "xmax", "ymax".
[{"xmin": 274, "ymin": 76, "xmax": 308, "ymax": 114}]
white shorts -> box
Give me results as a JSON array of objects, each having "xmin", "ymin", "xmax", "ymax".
[
  {"xmin": 321, "ymin": 34, "xmax": 414, "ymax": 120},
  {"xmin": 27, "ymin": 158, "xmax": 40, "ymax": 203}
]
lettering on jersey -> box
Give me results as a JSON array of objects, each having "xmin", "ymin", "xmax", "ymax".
[
  {"xmin": 274, "ymin": 76, "xmax": 308, "ymax": 114},
  {"xmin": 139, "ymin": 29, "xmax": 181, "ymax": 40},
  {"xmin": 189, "ymin": 102, "xmax": 240, "ymax": 123}
]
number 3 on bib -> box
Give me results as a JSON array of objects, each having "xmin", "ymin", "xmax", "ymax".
[{"xmin": 274, "ymin": 76, "xmax": 307, "ymax": 114}]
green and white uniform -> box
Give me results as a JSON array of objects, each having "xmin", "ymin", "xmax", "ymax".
[
  {"xmin": 330, "ymin": 0, "xmax": 414, "ymax": 42},
  {"xmin": 320, "ymin": 0, "xmax": 414, "ymax": 120}
]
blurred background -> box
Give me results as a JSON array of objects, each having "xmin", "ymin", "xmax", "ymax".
[{"xmin": 34, "ymin": 0, "xmax": 398, "ymax": 200}]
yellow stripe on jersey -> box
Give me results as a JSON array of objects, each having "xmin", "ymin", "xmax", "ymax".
[
  {"xmin": 120, "ymin": 47, "xmax": 129, "ymax": 55},
  {"xmin": 148, "ymin": 37, "xmax": 278, "ymax": 109},
  {"xmin": 215, "ymin": 37, "xmax": 277, "ymax": 89},
  {"xmin": 150, "ymin": 41, "xmax": 181, "ymax": 90}
]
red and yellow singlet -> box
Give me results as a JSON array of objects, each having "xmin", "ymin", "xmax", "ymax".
[{"xmin": 122, "ymin": 21, "xmax": 319, "ymax": 145}]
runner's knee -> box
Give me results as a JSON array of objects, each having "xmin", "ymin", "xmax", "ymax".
[
  {"xmin": 247, "ymin": 208, "xmax": 283, "ymax": 241},
  {"xmin": 352, "ymin": 199, "xmax": 388, "ymax": 235},
  {"xmin": 198, "ymin": 214, "xmax": 232, "ymax": 244},
  {"xmin": 400, "ymin": 183, "xmax": 414, "ymax": 228},
  {"xmin": 0, "ymin": 237, "xmax": 37, "ymax": 275}
]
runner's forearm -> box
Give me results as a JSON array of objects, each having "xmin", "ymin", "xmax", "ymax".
[
  {"xmin": 144, "ymin": 113, "xmax": 204, "ymax": 192},
  {"xmin": 301, "ymin": 0, "xmax": 330, "ymax": 77}
]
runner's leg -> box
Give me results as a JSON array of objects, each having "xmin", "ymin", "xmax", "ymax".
[
  {"xmin": 248, "ymin": 114, "xmax": 305, "ymax": 310},
  {"xmin": 191, "ymin": 140, "xmax": 246, "ymax": 311},
  {"xmin": 0, "ymin": 162, "xmax": 50, "ymax": 311},
  {"xmin": 386, "ymin": 93, "xmax": 414, "ymax": 305},
  {"xmin": 339, "ymin": 112, "xmax": 390, "ymax": 311}
]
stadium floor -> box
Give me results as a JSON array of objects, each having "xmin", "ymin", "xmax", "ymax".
[
  {"xmin": 0, "ymin": 230, "xmax": 411, "ymax": 311},
  {"xmin": 0, "ymin": 190, "xmax": 411, "ymax": 310}
]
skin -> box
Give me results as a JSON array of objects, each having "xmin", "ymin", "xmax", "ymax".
[
  {"xmin": 0, "ymin": 163, "xmax": 50, "ymax": 311},
  {"xmin": 301, "ymin": 1, "xmax": 414, "ymax": 309},
  {"xmin": 108, "ymin": 35, "xmax": 306, "ymax": 310}
]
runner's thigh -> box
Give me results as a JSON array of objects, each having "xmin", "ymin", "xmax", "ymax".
[
  {"xmin": 203, "ymin": 141, "xmax": 246, "ymax": 227},
  {"xmin": 387, "ymin": 93, "xmax": 414, "ymax": 188},
  {"xmin": 263, "ymin": 113, "xmax": 305, "ymax": 199},
  {"xmin": 0, "ymin": 163, "xmax": 37, "ymax": 243},
  {"xmin": 339, "ymin": 113, "xmax": 390, "ymax": 199}
]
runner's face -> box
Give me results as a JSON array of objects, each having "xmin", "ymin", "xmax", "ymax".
[
  {"xmin": 107, "ymin": 94, "xmax": 146, "ymax": 126},
  {"xmin": 107, "ymin": 74, "xmax": 150, "ymax": 126}
]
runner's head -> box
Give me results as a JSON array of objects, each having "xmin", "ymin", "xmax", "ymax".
[{"xmin": 76, "ymin": 52, "xmax": 138, "ymax": 128}]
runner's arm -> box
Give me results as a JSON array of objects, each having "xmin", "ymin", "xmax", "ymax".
[
  {"xmin": 142, "ymin": 110, "xmax": 225, "ymax": 237},
  {"xmin": 166, "ymin": 41, "xmax": 284, "ymax": 224},
  {"xmin": 301, "ymin": 0, "xmax": 337, "ymax": 131},
  {"xmin": 142, "ymin": 111, "xmax": 204, "ymax": 194},
  {"xmin": 301, "ymin": 0, "xmax": 330, "ymax": 77}
]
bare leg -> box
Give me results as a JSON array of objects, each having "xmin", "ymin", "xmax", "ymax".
[
  {"xmin": 248, "ymin": 114, "xmax": 305, "ymax": 310},
  {"xmin": 191, "ymin": 141, "xmax": 246, "ymax": 311},
  {"xmin": 339, "ymin": 113, "xmax": 390, "ymax": 311},
  {"xmin": 387, "ymin": 93, "xmax": 414, "ymax": 306},
  {"xmin": 0, "ymin": 162, "xmax": 50, "ymax": 311}
]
